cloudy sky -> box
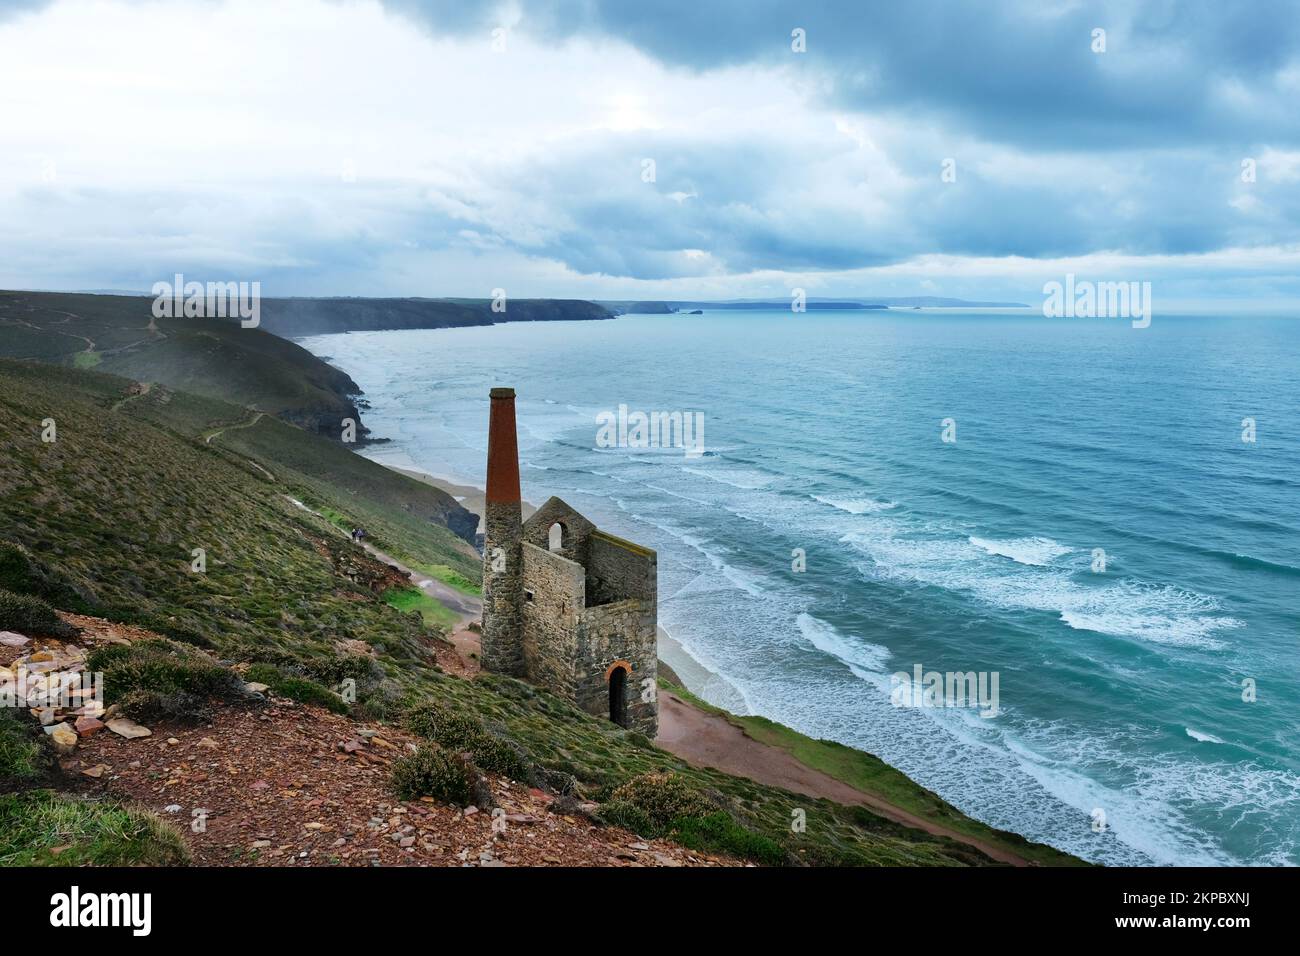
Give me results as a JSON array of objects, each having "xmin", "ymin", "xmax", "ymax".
[{"xmin": 2, "ymin": 0, "xmax": 1299, "ymax": 306}]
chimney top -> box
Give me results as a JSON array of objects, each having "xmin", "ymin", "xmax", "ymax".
[{"xmin": 490, "ymin": 387, "xmax": 516, "ymax": 399}]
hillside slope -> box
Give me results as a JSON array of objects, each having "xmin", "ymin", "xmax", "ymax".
[{"xmin": 0, "ymin": 291, "xmax": 365, "ymax": 437}]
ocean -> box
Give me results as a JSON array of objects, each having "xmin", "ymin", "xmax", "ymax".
[{"xmin": 300, "ymin": 309, "xmax": 1300, "ymax": 866}]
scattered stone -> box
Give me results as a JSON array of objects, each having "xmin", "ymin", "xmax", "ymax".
[
  {"xmin": 463, "ymin": 806, "xmax": 479, "ymax": 817},
  {"xmin": 74, "ymin": 716, "xmax": 105, "ymax": 736},
  {"xmin": 244, "ymin": 682, "xmax": 270, "ymax": 694},
  {"xmin": 250, "ymin": 780, "xmax": 270, "ymax": 791},
  {"xmin": 196, "ymin": 737, "xmax": 219, "ymax": 749},
  {"xmin": 107, "ymin": 717, "xmax": 152, "ymax": 739},
  {"xmin": 164, "ymin": 805, "xmax": 182, "ymax": 813},
  {"xmin": 166, "ymin": 737, "xmax": 180, "ymax": 746},
  {"xmin": 50, "ymin": 723, "xmax": 78, "ymax": 753},
  {"xmin": 0, "ymin": 631, "xmax": 30, "ymax": 647},
  {"xmin": 250, "ymin": 840, "xmax": 272, "ymax": 850},
  {"xmin": 629, "ymin": 842, "xmax": 649, "ymax": 851},
  {"xmin": 81, "ymin": 764, "xmax": 111, "ymax": 779}
]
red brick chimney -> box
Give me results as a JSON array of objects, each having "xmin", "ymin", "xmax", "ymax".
[{"xmin": 485, "ymin": 387, "xmax": 521, "ymax": 505}]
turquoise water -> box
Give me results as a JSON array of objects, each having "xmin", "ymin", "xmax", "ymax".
[{"xmin": 302, "ymin": 310, "xmax": 1300, "ymax": 866}]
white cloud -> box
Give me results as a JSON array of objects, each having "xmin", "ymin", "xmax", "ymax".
[{"xmin": 0, "ymin": 0, "xmax": 1297, "ymax": 305}]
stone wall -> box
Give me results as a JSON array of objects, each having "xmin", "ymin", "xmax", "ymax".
[
  {"xmin": 520, "ymin": 542, "xmax": 583, "ymax": 698},
  {"xmin": 586, "ymin": 530, "xmax": 656, "ymax": 607},
  {"xmin": 577, "ymin": 599, "xmax": 658, "ymax": 737},
  {"xmin": 522, "ymin": 497, "xmax": 594, "ymax": 566},
  {"xmin": 481, "ymin": 500, "xmax": 523, "ymax": 676}
]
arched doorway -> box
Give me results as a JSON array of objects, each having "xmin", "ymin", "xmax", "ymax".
[{"xmin": 608, "ymin": 665, "xmax": 628, "ymax": 727}]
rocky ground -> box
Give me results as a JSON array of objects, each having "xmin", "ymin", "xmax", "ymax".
[{"xmin": 1, "ymin": 615, "xmax": 739, "ymax": 868}]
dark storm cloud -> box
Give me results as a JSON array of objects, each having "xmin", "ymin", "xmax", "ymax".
[{"xmin": 384, "ymin": 0, "xmax": 1300, "ymax": 150}]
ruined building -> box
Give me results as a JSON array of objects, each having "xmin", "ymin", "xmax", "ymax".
[{"xmin": 480, "ymin": 388, "xmax": 659, "ymax": 736}]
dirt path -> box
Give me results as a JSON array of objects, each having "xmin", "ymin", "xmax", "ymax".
[
  {"xmin": 109, "ymin": 381, "xmax": 151, "ymax": 412},
  {"xmin": 282, "ymin": 495, "xmax": 483, "ymax": 630},
  {"xmin": 357, "ymin": 542, "xmax": 482, "ymax": 625},
  {"xmin": 204, "ymin": 410, "xmax": 265, "ymax": 444},
  {"xmin": 655, "ymin": 691, "xmax": 1031, "ymax": 866}
]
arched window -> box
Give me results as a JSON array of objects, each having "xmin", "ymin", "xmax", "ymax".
[{"xmin": 548, "ymin": 521, "xmax": 568, "ymax": 552}]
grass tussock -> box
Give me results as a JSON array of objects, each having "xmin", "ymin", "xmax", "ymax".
[
  {"xmin": 0, "ymin": 709, "xmax": 52, "ymax": 783},
  {"xmin": 0, "ymin": 790, "xmax": 189, "ymax": 866}
]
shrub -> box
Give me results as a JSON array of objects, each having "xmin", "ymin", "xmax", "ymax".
[
  {"xmin": 404, "ymin": 701, "xmax": 483, "ymax": 743},
  {"xmin": 606, "ymin": 772, "xmax": 714, "ymax": 832},
  {"xmin": 87, "ymin": 639, "xmax": 244, "ymax": 705},
  {"xmin": 467, "ymin": 733, "xmax": 531, "ymax": 781},
  {"xmin": 597, "ymin": 799, "xmax": 655, "ymax": 836},
  {"xmin": 355, "ymin": 680, "xmax": 406, "ymax": 722},
  {"xmin": 389, "ymin": 746, "xmax": 474, "ymax": 805},
  {"xmin": 241, "ymin": 663, "xmax": 349, "ymax": 714},
  {"xmin": 273, "ymin": 675, "xmax": 349, "ymax": 714},
  {"xmin": 0, "ymin": 588, "xmax": 74, "ymax": 638},
  {"xmin": 118, "ymin": 689, "xmax": 213, "ymax": 726},
  {"xmin": 305, "ymin": 654, "xmax": 380, "ymax": 686},
  {"xmin": 403, "ymin": 702, "xmax": 531, "ymax": 781},
  {"xmin": 241, "ymin": 663, "xmax": 282, "ymax": 686}
]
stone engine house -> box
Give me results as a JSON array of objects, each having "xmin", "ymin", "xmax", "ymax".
[{"xmin": 480, "ymin": 388, "xmax": 659, "ymax": 736}]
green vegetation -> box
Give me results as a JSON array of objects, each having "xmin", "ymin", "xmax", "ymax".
[
  {"xmin": 410, "ymin": 562, "xmax": 481, "ymax": 596},
  {"xmin": 0, "ymin": 709, "xmax": 50, "ymax": 783},
  {"xmin": 604, "ymin": 771, "xmax": 715, "ymax": 831},
  {"xmin": 88, "ymin": 639, "xmax": 247, "ymax": 705},
  {"xmin": 403, "ymin": 701, "xmax": 531, "ymax": 781},
  {"xmin": 242, "ymin": 663, "xmax": 349, "ymax": 714},
  {"xmin": 0, "ymin": 791, "xmax": 189, "ymax": 866},
  {"xmin": 0, "ymin": 290, "xmax": 364, "ymax": 435},
  {"xmin": 389, "ymin": 746, "xmax": 475, "ymax": 805},
  {"xmin": 0, "ymin": 588, "xmax": 74, "ymax": 638},
  {"xmin": 671, "ymin": 812, "xmax": 786, "ymax": 865},
  {"xmin": 0, "ymin": 359, "xmax": 463, "ymax": 683},
  {"xmin": 384, "ymin": 586, "xmax": 460, "ymax": 631}
]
